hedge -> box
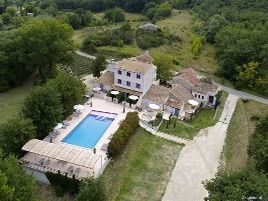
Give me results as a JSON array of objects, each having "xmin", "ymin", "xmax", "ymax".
[{"xmin": 107, "ymin": 112, "xmax": 139, "ymax": 158}]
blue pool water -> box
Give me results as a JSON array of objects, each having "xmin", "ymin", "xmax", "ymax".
[{"xmin": 62, "ymin": 112, "xmax": 115, "ymax": 149}]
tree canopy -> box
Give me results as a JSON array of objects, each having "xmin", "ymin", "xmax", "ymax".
[
  {"xmin": 92, "ymin": 56, "xmax": 107, "ymax": 78},
  {"xmin": 204, "ymin": 169, "xmax": 268, "ymax": 201},
  {"xmin": 153, "ymin": 53, "xmax": 173, "ymax": 83},
  {"xmin": 0, "ymin": 151, "xmax": 39, "ymax": 201},
  {"xmin": 22, "ymin": 85, "xmax": 63, "ymax": 139},
  {"xmin": 16, "ymin": 18, "xmax": 75, "ymax": 83},
  {"xmin": 0, "ymin": 117, "xmax": 36, "ymax": 156}
]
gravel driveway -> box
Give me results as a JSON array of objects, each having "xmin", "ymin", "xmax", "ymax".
[{"xmin": 162, "ymin": 94, "xmax": 238, "ymax": 201}]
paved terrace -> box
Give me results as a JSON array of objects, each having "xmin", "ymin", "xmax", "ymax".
[{"xmin": 21, "ymin": 97, "xmax": 134, "ymax": 179}]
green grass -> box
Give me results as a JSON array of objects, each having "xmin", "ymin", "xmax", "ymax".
[
  {"xmin": 0, "ymin": 79, "xmax": 34, "ymax": 124},
  {"xmin": 159, "ymin": 120, "xmax": 198, "ymax": 139},
  {"xmin": 223, "ymin": 100, "xmax": 268, "ymax": 172},
  {"xmin": 102, "ymin": 128, "xmax": 182, "ymax": 201}
]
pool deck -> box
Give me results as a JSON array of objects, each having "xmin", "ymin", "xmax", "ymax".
[{"xmin": 21, "ymin": 97, "xmax": 135, "ymax": 180}]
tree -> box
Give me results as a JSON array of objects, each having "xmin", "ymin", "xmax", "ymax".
[
  {"xmin": 22, "ymin": 85, "xmax": 63, "ymax": 139},
  {"xmin": 46, "ymin": 71, "xmax": 86, "ymax": 117},
  {"xmin": 0, "ymin": 117, "xmax": 36, "ymax": 156},
  {"xmin": 75, "ymin": 178, "xmax": 107, "ymax": 201},
  {"xmin": 0, "ymin": 151, "xmax": 39, "ymax": 201},
  {"xmin": 235, "ymin": 61, "xmax": 260, "ymax": 88},
  {"xmin": 104, "ymin": 7, "xmax": 125, "ymax": 23},
  {"xmin": 248, "ymin": 114, "xmax": 268, "ymax": 173},
  {"xmin": 0, "ymin": 171, "xmax": 14, "ymax": 201},
  {"xmin": 92, "ymin": 56, "xmax": 106, "ymax": 77},
  {"xmin": 5, "ymin": 6, "xmax": 16, "ymax": 17},
  {"xmin": 153, "ymin": 53, "xmax": 173, "ymax": 83},
  {"xmin": 205, "ymin": 14, "xmax": 228, "ymax": 43},
  {"xmin": 16, "ymin": 18, "xmax": 74, "ymax": 83},
  {"xmin": 66, "ymin": 12, "xmax": 81, "ymax": 29},
  {"xmin": 204, "ymin": 169, "xmax": 268, "ymax": 201}
]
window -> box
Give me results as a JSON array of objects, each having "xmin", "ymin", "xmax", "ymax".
[
  {"xmin": 198, "ymin": 95, "xmax": 200, "ymax": 98},
  {"xmin": 136, "ymin": 83, "xmax": 141, "ymax": 89},
  {"xmin": 195, "ymin": 94, "xmax": 197, "ymax": 97},
  {"xmin": 117, "ymin": 79, "xmax": 122, "ymax": 84},
  {"xmin": 127, "ymin": 81, "xmax": 131, "ymax": 86},
  {"xmin": 202, "ymin": 96, "xmax": 204, "ymax": 99},
  {"xmin": 136, "ymin": 74, "xmax": 141, "ymax": 79},
  {"xmin": 127, "ymin": 72, "xmax": 131, "ymax": 77},
  {"xmin": 118, "ymin": 70, "xmax": 122, "ymax": 75}
]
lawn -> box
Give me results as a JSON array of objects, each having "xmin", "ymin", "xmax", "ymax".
[
  {"xmin": 159, "ymin": 120, "xmax": 198, "ymax": 139},
  {"xmin": 0, "ymin": 79, "xmax": 34, "ymax": 124},
  {"xmin": 101, "ymin": 128, "xmax": 182, "ymax": 201},
  {"xmin": 223, "ymin": 100, "xmax": 268, "ymax": 172}
]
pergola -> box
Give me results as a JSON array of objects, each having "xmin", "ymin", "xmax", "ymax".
[{"xmin": 22, "ymin": 139, "xmax": 101, "ymax": 169}]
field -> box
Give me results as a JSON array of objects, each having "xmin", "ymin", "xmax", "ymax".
[
  {"xmin": 102, "ymin": 128, "xmax": 182, "ymax": 201},
  {"xmin": 60, "ymin": 53, "xmax": 93, "ymax": 76},
  {"xmin": 223, "ymin": 100, "xmax": 268, "ymax": 171},
  {"xmin": 73, "ymin": 12, "xmax": 144, "ymax": 48},
  {"xmin": 0, "ymin": 79, "xmax": 34, "ymax": 124},
  {"xmin": 73, "ymin": 10, "xmax": 219, "ymax": 75}
]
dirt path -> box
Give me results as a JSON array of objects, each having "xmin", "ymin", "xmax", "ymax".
[{"xmin": 162, "ymin": 94, "xmax": 238, "ymax": 201}]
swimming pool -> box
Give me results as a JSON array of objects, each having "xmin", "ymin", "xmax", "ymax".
[{"xmin": 62, "ymin": 111, "xmax": 117, "ymax": 149}]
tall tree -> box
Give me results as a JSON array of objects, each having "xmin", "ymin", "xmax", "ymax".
[
  {"xmin": 22, "ymin": 85, "xmax": 63, "ymax": 138},
  {"xmin": 16, "ymin": 18, "xmax": 74, "ymax": 83},
  {"xmin": 153, "ymin": 53, "xmax": 173, "ymax": 83},
  {"xmin": 0, "ymin": 117, "xmax": 36, "ymax": 156},
  {"xmin": 0, "ymin": 151, "xmax": 39, "ymax": 201},
  {"xmin": 204, "ymin": 169, "xmax": 268, "ymax": 201},
  {"xmin": 46, "ymin": 70, "xmax": 86, "ymax": 117},
  {"xmin": 92, "ymin": 56, "xmax": 106, "ymax": 78}
]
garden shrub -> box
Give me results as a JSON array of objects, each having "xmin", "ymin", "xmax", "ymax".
[{"xmin": 107, "ymin": 112, "xmax": 139, "ymax": 158}]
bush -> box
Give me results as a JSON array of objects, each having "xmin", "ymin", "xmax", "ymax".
[
  {"xmin": 103, "ymin": 7, "xmax": 125, "ymax": 23},
  {"xmin": 107, "ymin": 112, "xmax": 139, "ymax": 158},
  {"xmin": 82, "ymin": 23, "xmax": 133, "ymax": 50},
  {"xmin": 0, "ymin": 117, "xmax": 36, "ymax": 157},
  {"xmin": 136, "ymin": 29, "xmax": 179, "ymax": 50},
  {"xmin": 46, "ymin": 171, "xmax": 80, "ymax": 196},
  {"xmin": 75, "ymin": 178, "xmax": 107, "ymax": 201}
]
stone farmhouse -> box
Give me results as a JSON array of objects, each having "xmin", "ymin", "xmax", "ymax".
[{"xmin": 97, "ymin": 52, "xmax": 219, "ymax": 120}]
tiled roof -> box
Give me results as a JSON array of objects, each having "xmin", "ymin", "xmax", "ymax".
[
  {"xmin": 174, "ymin": 68, "xmax": 200, "ymax": 88},
  {"xmin": 133, "ymin": 51, "xmax": 154, "ymax": 64},
  {"xmin": 165, "ymin": 99, "xmax": 183, "ymax": 109},
  {"xmin": 142, "ymin": 84, "xmax": 170, "ymax": 105},
  {"xmin": 97, "ymin": 71, "xmax": 114, "ymax": 86},
  {"xmin": 170, "ymin": 84, "xmax": 193, "ymax": 102},
  {"xmin": 117, "ymin": 58, "xmax": 154, "ymax": 73},
  {"xmin": 193, "ymin": 82, "xmax": 218, "ymax": 94}
]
